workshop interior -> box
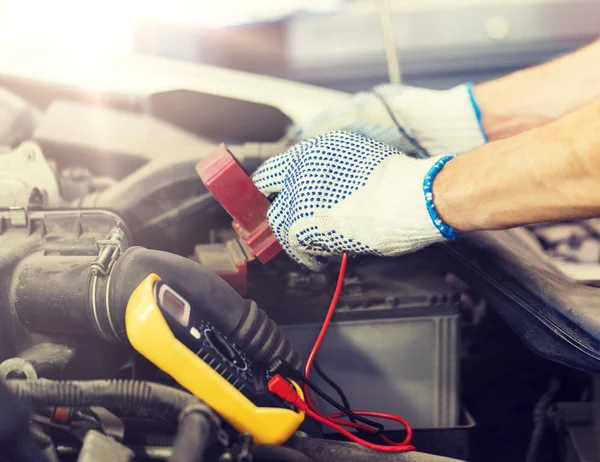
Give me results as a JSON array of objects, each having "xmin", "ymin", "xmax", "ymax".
[{"xmin": 1, "ymin": 1, "xmax": 600, "ymax": 461}]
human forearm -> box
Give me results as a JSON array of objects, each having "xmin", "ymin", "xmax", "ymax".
[
  {"xmin": 474, "ymin": 39, "xmax": 600, "ymax": 141},
  {"xmin": 433, "ymin": 98, "xmax": 600, "ymax": 232},
  {"xmin": 253, "ymin": 98, "xmax": 600, "ymax": 268}
]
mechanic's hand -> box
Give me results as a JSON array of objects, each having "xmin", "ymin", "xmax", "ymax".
[
  {"xmin": 252, "ymin": 131, "xmax": 458, "ymax": 270},
  {"xmin": 293, "ymin": 84, "xmax": 487, "ymax": 158}
]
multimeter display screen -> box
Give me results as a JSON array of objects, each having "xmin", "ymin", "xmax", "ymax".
[{"xmin": 158, "ymin": 285, "xmax": 190, "ymax": 327}]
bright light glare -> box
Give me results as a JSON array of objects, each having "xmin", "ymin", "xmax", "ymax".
[
  {"xmin": 0, "ymin": 0, "xmax": 342, "ymax": 55},
  {"xmin": 136, "ymin": 0, "xmax": 344, "ymax": 28},
  {"xmin": 0, "ymin": 0, "xmax": 137, "ymax": 54}
]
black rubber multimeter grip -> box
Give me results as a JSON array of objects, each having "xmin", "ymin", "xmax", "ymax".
[{"xmin": 230, "ymin": 301, "xmax": 302, "ymax": 370}]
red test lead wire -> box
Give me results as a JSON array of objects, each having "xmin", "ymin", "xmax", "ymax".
[
  {"xmin": 270, "ymin": 253, "xmax": 415, "ymax": 453},
  {"xmin": 303, "ymin": 252, "xmax": 349, "ymax": 380},
  {"xmin": 268, "ymin": 374, "xmax": 415, "ymax": 453}
]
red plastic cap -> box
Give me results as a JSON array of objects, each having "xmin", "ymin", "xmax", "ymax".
[{"xmin": 197, "ymin": 144, "xmax": 282, "ymax": 263}]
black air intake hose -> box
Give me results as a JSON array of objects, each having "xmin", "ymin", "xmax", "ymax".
[
  {"xmin": 7, "ymin": 379, "xmax": 220, "ymax": 462},
  {"xmin": 11, "ymin": 246, "xmax": 301, "ymax": 369}
]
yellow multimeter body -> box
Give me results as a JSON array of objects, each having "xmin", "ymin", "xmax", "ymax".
[{"xmin": 125, "ymin": 273, "xmax": 304, "ymax": 445}]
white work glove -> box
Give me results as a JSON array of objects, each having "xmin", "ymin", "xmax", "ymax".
[
  {"xmin": 252, "ymin": 131, "xmax": 458, "ymax": 270},
  {"xmin": 293, "ymin": 84, "xmax": 487, "ymax": 158}
]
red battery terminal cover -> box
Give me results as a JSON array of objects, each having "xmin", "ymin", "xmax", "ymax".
[{"xmin": 196, "ymin": 144, "xmax": 282, "ymax": 263}]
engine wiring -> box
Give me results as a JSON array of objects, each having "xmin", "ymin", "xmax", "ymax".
[
  {"xmin": 271, "ymin": 361, "xmax": 385, "ymax": 435},
  {"xmin": 269, "ymin": 252, "xmax": 415, "ymax": 452},
  {"xmin": 312, "ymin": 360, "xmax": 355, "ymax": 423}
]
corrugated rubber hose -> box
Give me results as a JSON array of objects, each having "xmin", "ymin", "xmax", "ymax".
[{"xmin": 6, "ymin": 379, "xmax": 222, "ymax": 462}]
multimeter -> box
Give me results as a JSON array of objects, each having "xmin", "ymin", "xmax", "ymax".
[{"xmin": 125, "ymin": 273, "xmax": 304, "ymax": 444}]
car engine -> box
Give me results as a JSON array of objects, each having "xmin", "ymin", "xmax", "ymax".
[{"xmin": 1, "ymin": 59, "xmax": 600, "ymax": 462}]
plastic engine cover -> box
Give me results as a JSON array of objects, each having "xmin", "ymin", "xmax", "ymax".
[{"xmin": 424, "ymin": 228, "xmax": 600, "ymax": 374}]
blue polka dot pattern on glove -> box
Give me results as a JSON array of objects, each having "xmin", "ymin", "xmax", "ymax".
[
  {"xmin": 252, "ymin": 131, "xmax": 454, "ymax": 270},
  {"xmin": 253, "ymin": 131, "xmax": 404, "ymax": 267}
]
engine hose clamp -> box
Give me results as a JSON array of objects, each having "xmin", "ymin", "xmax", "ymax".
[
  {"xmin": 90, "ymin": 228, "xmax": 125, "ymax": 276},
  {"xmin": 104, "ymin": 264, "xmax": 120, "ymax": 341},
  {"xmin": 89, "ymin": 273, "xmax": 114, "ymax": 342},
  {"xmin": 89, "ymin": 228, "xmax": 126, "ymax": 342}
]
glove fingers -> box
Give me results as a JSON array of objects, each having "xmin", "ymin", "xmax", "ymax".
[
  {"xmin": 344, "ymin": 123, "xmax": 406, "ymax": 148},
  {"xmin": 296, "ymin": 252, "xmax": 326, "ymax": 272},
  {"xmin": 300, "ymin": 119, "xmax": 415, "ymax": 155},
  {"xmin": 293, "ymin": 93, "xmax": 385, "ymax": 140},
  {"xmin": 285, "ymin": 244, "xmax": 325, "ymax": 271},
  {"xmin": 266, "ymin": 187, "xmax": 325, "ymax": 271}
]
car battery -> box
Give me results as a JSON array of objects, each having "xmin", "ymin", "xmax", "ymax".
[
  {"xmin": 249, "ymin": 254, "xmax": 462, "ymax": 430},
  {"xmin": 283, "ymin": 308, "xmax": 459, "ymax": 430}
]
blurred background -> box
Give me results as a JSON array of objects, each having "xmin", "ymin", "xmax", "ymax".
[
  {"xmin": 0, "ymin": 0, "xmax": 599, "ymax": 92},
  {"xmin": 0, "ymin": 3, "xmax": 600, "ymax": 462}
]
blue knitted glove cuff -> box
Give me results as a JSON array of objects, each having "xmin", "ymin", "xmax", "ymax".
[
  {"xmin": 423, "ymin": 155, "xmax": 461, "ymax": 240},
  {"xmin": 465, "ymin": 83, "xmax": 489, "ymax": 143}
]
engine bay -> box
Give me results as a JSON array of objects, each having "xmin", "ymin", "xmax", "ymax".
[{"xmin": 1, "ymin": 54, "xmax": 600, "ymax": 462}]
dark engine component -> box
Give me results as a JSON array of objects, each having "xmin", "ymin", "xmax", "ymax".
[
  {"xmin": 1, "ymin": 207, "xmax": 300, "ymax": 375},
  {"xmin": 149, "ymin": 89, "xmax": 293, "ymax": 143},
  {"xmin": 7, "ymin": 379, "xmax": 222, "ymax": 462},
  {"xmin": 12, "ymin": 100, "xmax": 293, "ymax": 255},
  {"xmin": 70, "ymin": 150, "xmax": 221, "ymax": 255},
  {"xmin": 32, "ymin": 100, "xmax": 221, "ymax": 254},
  {"xmin": 11, "ymin": 245, "xmax": 300, "ymax": 369},
  {"xmin": 427, "ymin": 229, "xmax": 600, "ymax": 375},
  {"xmin": 0, "ymin": 207, "xmax": 129, "ymax": 367},
  {"xmin": 33, "ymin": 101, "xmax": 211, "ymax": 180}
]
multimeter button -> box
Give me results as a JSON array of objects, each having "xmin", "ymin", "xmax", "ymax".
[
  {"xmin": 190, "ymin": 327, "xmax": 201, "ymax": 339},
  {"xmin": 206, "ymin": 329, "xmax": 245, "ymax": 368}
]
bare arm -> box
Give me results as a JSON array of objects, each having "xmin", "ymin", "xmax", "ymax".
[
  {"xmin": 433, "ymin": 98, "xmax": 600, "ymax": 232},
  {"xmin": 475, "ymin": 39, "xmax": 600, "ymax": 141}
]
